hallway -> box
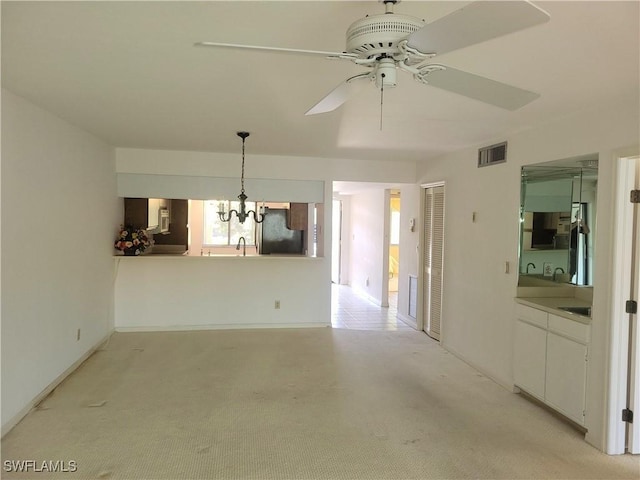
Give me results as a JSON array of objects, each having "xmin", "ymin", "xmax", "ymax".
[{"xmin": 331, "ymin": 284, "xmax": 413, "ymax": 331}]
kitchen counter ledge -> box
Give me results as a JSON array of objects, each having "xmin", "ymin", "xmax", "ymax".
[
  {"xmin": 115, "ymin": 254, "xmax": 322, "ymax": 260},
  {"xmin": 515, "ymin": 296, "xmax": 592, "ymax": 324}
]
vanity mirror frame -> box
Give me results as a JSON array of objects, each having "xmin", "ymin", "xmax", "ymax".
[{"xmin": 518, "ymin": 156, "xmax": 598, "ymax": 287}]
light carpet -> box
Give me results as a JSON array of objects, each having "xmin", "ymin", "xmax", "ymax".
[{"xmin": 2, "ymin": 328, "xmax": 638, "ymax": 479}]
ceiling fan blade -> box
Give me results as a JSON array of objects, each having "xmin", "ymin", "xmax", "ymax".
[
  {"xmin": 195, "ymin": 42, "xmax": 357, "ymax": 60},
  {"xmin": 423, "ymin": 66, "xmax": 540, "ymax": 110},
  {"xmin": 305, "ymin": 73, "xmax": 371, "ymax": 116},
  {"xmin": 407, "ymin": 1, "xmax": 550, "ymax": 56}
]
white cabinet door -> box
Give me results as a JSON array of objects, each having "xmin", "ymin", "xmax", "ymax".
[
  {"xmin": 514, "ymin": 320, "xmax": 547, "ymax": 400},
  {"xmin": 545, "ymin": 332, "xmax": 587, "ymax": 425}
]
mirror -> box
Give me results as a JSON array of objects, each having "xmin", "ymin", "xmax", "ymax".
[{"xmin": 519, "ymin": 156, "xmax": 598, "ymax": 287}]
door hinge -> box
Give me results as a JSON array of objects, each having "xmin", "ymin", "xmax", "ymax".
[
  {"xmin": 626, "ymin": 300, "xmax": 638, "ymax": 314},
  {"xmin": 631, "ymin": 190, "xmax": 640, "ymax": 203},
  {"xmin": 622, "ymin": 408, "xmax": 634, "ymax": 423}
]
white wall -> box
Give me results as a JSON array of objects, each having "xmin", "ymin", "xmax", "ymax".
[
  {"xmin": 115, "ymin": 148, "xmax": 417, "ymax": 328},
  {"xmin": 116, "ymin": 148, "xmax": 417, "ymax": 185},
  {"xmin": 1, "ymin": 89, "xmax": 119, "ymax": 433},
  {"xmin": 117, "ymin": 173, "xmax": 324, "ymax": 204},
  {"xmin": 397, "ymin": 185, "xmax": 421, "ymax": 324},
  {"xmin": 114, "ymin": 257, "xmax": 328, "ymax": 330},
  {"xmin": 333, "ymin": 194, "xmax": 352, "ymax": 285},
  {"xmin": 348, "ymin": 189, "xmax": 387, "ymax": 305},
  {"xmin": 416, "ymin": 100, "xmax": 640, "ymax": 451}
]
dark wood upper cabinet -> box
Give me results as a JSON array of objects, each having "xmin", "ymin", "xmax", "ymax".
[
  {"xmin": 154, "ymin": 199, "xmax": 188, "ymax": 248},
  {"xmin": 287, "ymin": 203, "xmax": 308, "ymax": 230},
  {"xmin": 124, "ymin": 198, "xmax": 156, "ymax": 229}
]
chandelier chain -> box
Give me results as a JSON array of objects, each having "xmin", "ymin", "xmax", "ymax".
[
  {"xmin": 218, "ymin": 130, "xmax": 264, "ymax": 224},
  {"xmin": 240, "ymin": 137, "xmax": 245, "ymax": 194}
]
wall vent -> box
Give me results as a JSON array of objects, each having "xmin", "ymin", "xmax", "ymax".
[{"xmin": 478, "ymin": 141, "xmax": 507, "ymax": 168}]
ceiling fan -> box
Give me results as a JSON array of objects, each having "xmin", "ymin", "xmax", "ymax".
[{"xmin": 195, "ymin": 0, "xmax": 550, "ymax": 115}]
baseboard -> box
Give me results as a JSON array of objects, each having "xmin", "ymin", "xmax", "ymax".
[
  {"xmin": 1, "ymin": 332, "xmax": 114, "ymax": 438},
  {"xmin": 351, "ymin": 287, "xmax": 383, "ymax": 307},
  {"xmin": 115, "ymin": 322, "xmax": 331, "ymax": 332},
  {"xmin": 441, "ymin": 343, "xmax": 515, "ymax": 393},
  {"xmin": 396, "ymin": 312, "xmax": 418, "ymax": 330},
  {"xmin": 518, "ymin": 389, "xmax": 588, "ymax": 434}
]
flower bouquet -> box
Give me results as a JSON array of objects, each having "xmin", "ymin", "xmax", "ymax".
[{"xmin": 115, "ymin": 226, "xmax": 151, "ymax": 256}]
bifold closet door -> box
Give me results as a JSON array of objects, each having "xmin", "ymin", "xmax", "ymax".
[{"xmin": 423, "ymin": 186, "xmax": 444, "ymax": 340}]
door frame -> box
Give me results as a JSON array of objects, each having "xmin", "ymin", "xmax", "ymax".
[
  {"xmin": 608, "ymin": 153, "xmax": 640, "ymax": 454},
  {"xmin": 417, "ymin": 181, "xmax": 446, "ymax": 335},
  {"xmin": 331, "ymin": 199, "xmax": 342, "ymax": 284},
  {"xmin": 387, "ymin": 191, "xmax": 401, "ymax": 295},
  {"xmin": 381, "ymin": 189, "xmax": 391, "ymax": 308}
]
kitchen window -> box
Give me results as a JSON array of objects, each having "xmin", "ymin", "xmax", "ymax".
[{"xmin": 203, "ymin": 200, "xmax": 256, "ymax": 246}]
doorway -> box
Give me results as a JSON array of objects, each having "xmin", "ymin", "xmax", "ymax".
[
  {"xmin": 388, "ymin": 192, "xmax": 401, "ymax": 293},
  {"xmin": 421, "ymin": 184, "xmax": 445, "ymax": 341}
]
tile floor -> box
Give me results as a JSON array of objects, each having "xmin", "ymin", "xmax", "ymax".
[{"xmin": 331, "ymin": 283, "xmax": 414, "ymax": 331}]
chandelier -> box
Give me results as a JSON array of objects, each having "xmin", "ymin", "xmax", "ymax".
[{"xmin": 217, "ymin": 131, "xmax": 266, "ymax": 224}]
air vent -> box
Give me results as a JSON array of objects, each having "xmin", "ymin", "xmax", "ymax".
[{"xmin": 478, "ymin": 141, "xmax": 507, "ymax": 168}]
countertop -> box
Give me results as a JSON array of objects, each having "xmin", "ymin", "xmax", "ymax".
[
  {"xmin": 515, "ymin": 296, "xmax": 592, "ymax": 324},
  {"xmin": 115, "ymin": 253, "xmax": 320, "ymax": 260}
]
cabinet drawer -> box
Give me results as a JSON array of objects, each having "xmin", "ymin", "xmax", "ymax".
[
  {"xmin": 516, "ymin": 304, "xmax": 548, "ymax": 328},
  {"xmin": 548, "ymin": 314, "xmax": 590, "ymax": 344}
]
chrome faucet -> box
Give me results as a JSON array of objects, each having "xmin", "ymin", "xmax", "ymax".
[
  {"xmin": 553, "ymin": 267, "xmax": 565, "ymax": 281},
  {"xmin": 236, "ymin": 236, "xmax": 246, "ymax": 256},
  {"xmin": 526, "ymin": 262, "xmax": 536, "ymax": 274}
]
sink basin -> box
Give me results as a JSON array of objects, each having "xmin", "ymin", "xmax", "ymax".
[{"xmin": 558, "ymin": 306, "xmax": 592, "ymax": 317}]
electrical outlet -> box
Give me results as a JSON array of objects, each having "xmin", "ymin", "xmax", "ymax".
[
  {"xmin": 76, "ymin": 328, "xmax": 81, "ymax": 341},
  {"xmin": 275, "ymin": 300, "xmax": 280, "ymax": 309}
]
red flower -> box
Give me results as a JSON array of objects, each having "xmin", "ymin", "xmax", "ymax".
[{"xmin": 115, "ymin": 226, "xmax": 152, "ymax": 254}]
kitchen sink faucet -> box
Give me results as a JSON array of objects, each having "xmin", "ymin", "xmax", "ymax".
[
  {"xmin": 553, "ymin": 267, "xmax": 565, "ymax": 281},
  {"xmin": 236, "ymin": 236, "xmax": 246, "ymax": 257}
]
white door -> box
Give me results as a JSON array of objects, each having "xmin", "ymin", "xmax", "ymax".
[
  {"xmin": 423, "ymin": 186, "xmax": 445, "ymax": 340},
  {"xmin": 629, "ymin": 159, "xmax": 640, "ymax": 453},
  {"xmin": 610, "ymin": 155, "xmax": 640, "ymax": 454},
  {"xmin": 331, "ymin": 200, "xmax": 341, "ymax": 284}
]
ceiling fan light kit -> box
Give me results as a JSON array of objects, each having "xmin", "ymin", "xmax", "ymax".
[{"xmin": 196, "ymin": 0, "xmax": 550, "ymax": 115}]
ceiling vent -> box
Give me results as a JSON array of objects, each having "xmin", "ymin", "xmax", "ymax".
[{"xmin": 478, "ymin": 141, "xmax": 507, "ymax": 168}]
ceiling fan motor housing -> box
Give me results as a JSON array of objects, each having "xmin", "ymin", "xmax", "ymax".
[{"xmin": 346, "ymin": 13, "xmax": 425, "ymax": 60}]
